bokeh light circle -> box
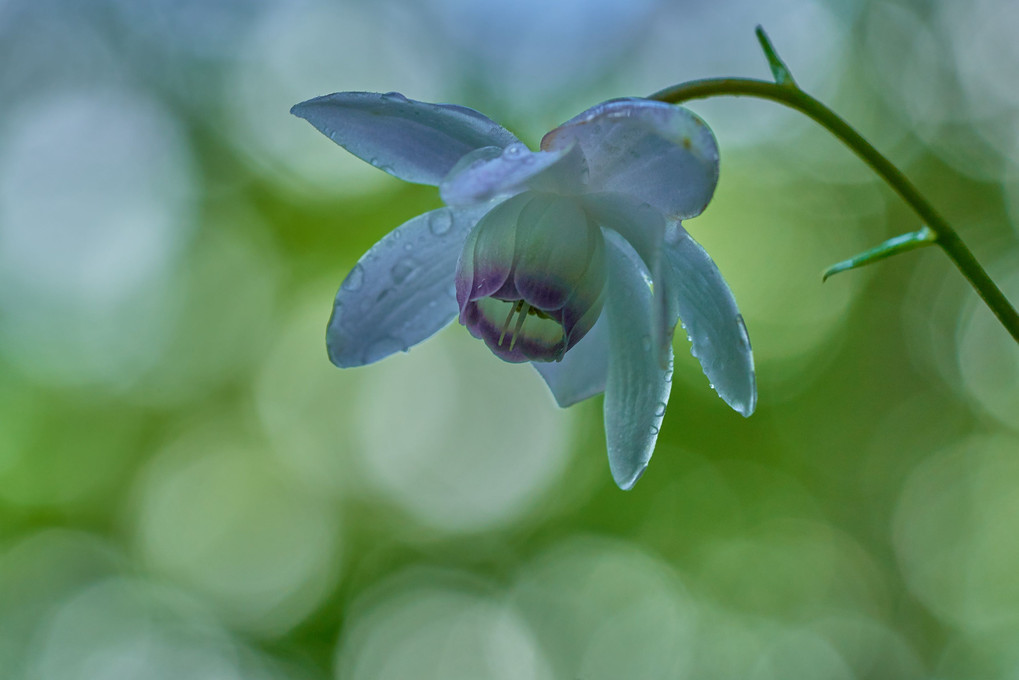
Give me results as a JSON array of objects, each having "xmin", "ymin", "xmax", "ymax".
[
  {"xmin": 893, "ymin": 432, "xmax": 1019, "ymax": 631},
  {"xmin": 956, "ymin": 262, "xmax": 1019, "ymax": 431},
  {"xmin": 624, "ymin": 0, "xmax": 849, "ymax": 148},
  {"xmin": 132, "ymin": 422, "xmax": 343, "ymax": 636},
  {"xmin": 0, "ymin": 86, "xmax": 196, "ymax": 388},
  {"xmin": 511, "ymin": 535, "xmax": 698, "ymax": 679},
  {"xmin": 336, "ymin": 567, "xmax": 552, "ymax": 680},
  {"xmin": 0, "ymin": 530, "xmax": 121, "ymax": 677},
  {"xmin": 226, "ymin": 0, "xmax": 445, "ymax": 197},
  {"xmin": 27, "ymin": 577, "xmax": 248, "ymax": 680},
  {"xmin": 132, "ymin": 209, "xmax": 281, "ymax": 406},
  {"xmin": 353, "ymin": 326, "xmax": 575, "ymax": 533}
]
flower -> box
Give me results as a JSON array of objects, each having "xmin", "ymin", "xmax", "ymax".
[{"xmin": 292, "ymin": 91, "xmax": 755, "ymax": 489}]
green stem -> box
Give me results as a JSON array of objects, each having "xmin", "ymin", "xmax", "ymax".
[{"xmin": 651, "ymin": 78, "xmax": 1019, "ymax": 344}]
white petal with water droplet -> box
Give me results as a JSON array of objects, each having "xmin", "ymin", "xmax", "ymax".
[
  {"xmin": 327, "ymin": 206, "xmax": 488, "ymax": 367},
  {"xmin": 292, "ymin": 92, "xmax": 519, "ymax": 186},
  {"xmin": 440, "ymin": 143, "xmax": 585, "ymax": 207},
  {"xmin": 602, "ymin": 230, "xmax": 673, "ymax": 490},
  {"xmin": 663, "ymin": 223, "xmax": 756, "ymax": 416},
  {"xmin": 543, "ymin": 98, "xmax": 719, "ymax": 220}
]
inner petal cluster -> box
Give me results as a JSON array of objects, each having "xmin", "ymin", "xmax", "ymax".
[{"xmin": 455, "ymin": 192, "xmax": 606, "ymax": 363}]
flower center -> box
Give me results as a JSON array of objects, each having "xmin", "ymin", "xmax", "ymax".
[
  {"xmin": 455, "ymin": 192, "xmax": 607, "ymax": 364},
  {"xmin": 495, "ymin": 300, "xmax": 560, "ymax": 351}
]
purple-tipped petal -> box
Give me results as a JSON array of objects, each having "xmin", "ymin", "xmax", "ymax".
[
  {"xmin": 543, "ymin": 98, "xmax": 719, "ymax": 220},
  {"xmin": 292, "ymin": 91, "xmax": 519, "ymax": 186},
  {"xmin": 457, "ymin": 193, "xmax": 607, "ymax": 364},
  {"xmin": 327, "ymin": 205, "xmax": 488, "ymax": 367},
  {"xmin": 454, "ymin": 192, "xmax": 531, "ymax": 313},
  {"xmin": 602, "ymin": 229, "xmax": 673, "ymax": 490},
  {"xmin": 533, "ymin": 312, "xmax": 609, "ymax": 407},
  {"xmin": 663, "ymin": 223, "xmax": 756, "ymax": 416}
]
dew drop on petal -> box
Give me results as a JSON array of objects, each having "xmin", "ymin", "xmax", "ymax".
[
  {"xmin": 342, "ymin": 263, "xmax": 365, "ymax": 291},
  {"xmin": 428, "ymin": 210, "xmax": 453, "ymax": 236},
  {"xmin": 736, "ymin": 314, "xmax": 751, "ymax": 349},
  {"xmin": 391, "ymin": 258, "xmax": 416, "ymax": 285},
  {"xmin": 504, "ymin": 142, "xmax": 526, "ymax": 158},
  {"xmin": 654, "ymin": 401, "xmax": 667, "ymax": 418},
  {"xmin": 649, "ymin": 424, "xmax": 660, "ymax": 436},
  {"xmin": 382, "ymin": 91, "xmax": 409, "ymax": 103}
]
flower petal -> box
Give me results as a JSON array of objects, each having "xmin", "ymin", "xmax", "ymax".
[
  {"xmin": 512, "ymin": 194, "xmax": 601, "ymax": 312},
  {"xmin": 327, "ymin": 205, "xmax": 488, "ymax": 367},
  {"xmin": 581, "ymin": 192, "xmax": 671, "ymax": 367},
  {"xmin": 542, "ymin": 98, "xmax": 719, "ymax": 220},
  {"xmin": 455, "ymin": 192, "xmax": 531, "ymax": 311},
  {"xmin": 292, "ymin": 92, "xmax": 519, "ymax": 186},
  {"xmin": 663, "ymin": 223, "xmax": 756, "ymax": 416},
  {"xmin": 602, "ymin": 230, "xmax": 673, "ymax": 490},
  {"xmin": 533, "ymin": 312, "xmax": 609, "ymax": 407},
  {"xmin": 440, "ymin": 142, "xmax": 586, "ymax": 207}
]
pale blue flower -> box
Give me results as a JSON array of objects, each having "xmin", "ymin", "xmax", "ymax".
[{"xmin": 292, "ymin": 91, "xmax": 755, "ymax": 489}]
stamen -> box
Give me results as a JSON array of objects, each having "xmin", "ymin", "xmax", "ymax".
[
  {"xmin": 508, "ymin": 302, "xmax": 530, "ymax": 351},
  {"xmin": 498, "ymin": 300, "xmax": 522, "ymax": 346}
]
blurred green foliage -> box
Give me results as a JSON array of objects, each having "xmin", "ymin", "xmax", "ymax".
[{"xmin": 1, "ymin": 0, "xmax": 1019, "ymax": 678}]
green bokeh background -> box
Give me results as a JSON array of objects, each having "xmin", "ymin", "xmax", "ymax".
[{"xmin": 2, "ymin": 0, "xmax": 1019, "ymax": 677}]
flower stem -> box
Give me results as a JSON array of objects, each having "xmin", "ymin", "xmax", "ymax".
[{"xmin": 650, "ymin": 77, "xmax": 1019, "ymax": 344}]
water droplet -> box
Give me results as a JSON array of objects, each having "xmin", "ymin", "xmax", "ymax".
[
  {"xmin": 428, "ymin": 210, "xmax": 453, "ymax": 236},
  {"xmin": 663, "ymin": 370, "xmax": 674, "ymax": 383},
  {"xmin": 391, "ymin": 258, "xmax": 416, "ymax": 284},
  {"xmin": 649, "ymin": 425, "xmax": 659, "ymax": 436},
  {"xmin": 382, "ymin": 91, "xmax": 409, "ymax": 103},
  {"xmin": 341, "ymin": 263, "xmax": 365, "ymax": 291},
  {"xmin": 641, "ymin": 335, "xmax": 652, "ymax": 351},
  {"xmin": 654, "ymin": 401, "xmax": 667, "ymax": 417},
  {"xmin": 736, "ymin": 314, "xmax": 752, "ymax": 348},
  {"xmin": 504, "ymin": 143, "xmax": 526, "ymax": 158}
]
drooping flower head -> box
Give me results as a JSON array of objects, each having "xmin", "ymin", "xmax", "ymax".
[{"xmin": 292, "ymin": 91, "xmax": 755, "ymax": 489}]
